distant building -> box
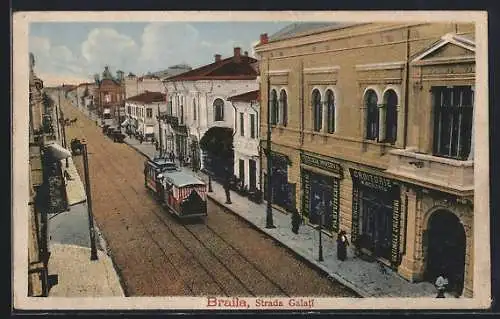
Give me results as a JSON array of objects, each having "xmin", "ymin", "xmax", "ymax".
[
  {"xmin": 124, "ymin": 91, "xmax": 166, "ymax": 140},
  {"xmin": 95, "ymin": 66, "xmax": 126, "ymax": 123}
]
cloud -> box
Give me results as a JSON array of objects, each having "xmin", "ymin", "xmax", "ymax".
[
  {"xmin": 29, "ymin": 36, "xmax": 82, "ymax": 77},
  {"xmin": 138, "ymin": 22, "xmax": 200, "ymax": 70},
  {"xmin": 81, "ymin": 28, "xmax": 139, "ymax": 72}
]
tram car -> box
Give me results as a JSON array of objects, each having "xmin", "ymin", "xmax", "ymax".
[{"xmin": 144, "ymin": 158, "xmax": 207, "ymax": 219}]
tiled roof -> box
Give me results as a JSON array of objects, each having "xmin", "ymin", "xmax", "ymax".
[
  {"xmin": 126, "ymin": 91, "xmax": 166, "ymax": 103},
  {"xmin": 227, "ymin": 90, "xmax": 260, "ymax": 102},
  {"xmin": 99, "ymin": 78, "xmax": 121, "ymax": 87},
  {"xmin": 165, "ymin": 55, "xmax": 258, "ymax": 82},
  {"xmin": 268, "ymin": 22, "xmax": 362, "ymax": 42}
]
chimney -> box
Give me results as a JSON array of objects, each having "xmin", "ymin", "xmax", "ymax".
[
  {"xmin": 260, "ymin": 33, "xmax": 268, "ymax": 45},
  {"xmin": 214, "ymin": 54, "xmax": 222, "ymax": 62},
  {"xmin": 233, "ymin": 47, "xmax": 241, "ymax": 63}
]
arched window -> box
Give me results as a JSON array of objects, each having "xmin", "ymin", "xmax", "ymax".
[
  {"xmin": 279, "ymin": 89, "xmax": 288, "ymax": 126},
  {"xmin": 214, "ymin": 98, "xmax": 224, "ymax": 121},
  {"xmin": 365, "ymin": 89, "xmax": 379, "ymax": 140},
  {"xmin": 192, "ymin": 98, "xmax": 197, "ymax": 121},
  {"xmin": 326, "ymin": 89, "xmax": 335, "ymax": 133},
  {"xmin": 384, "ymin": 90, "xmax": 398, "ymax": 144},
  {"xmin": 312, "ymin": 89, "xmax": 322, "ymax": 132},
  {"xmin": 270, "ymin": 89, "xmax": 278, "ymax": 125}
]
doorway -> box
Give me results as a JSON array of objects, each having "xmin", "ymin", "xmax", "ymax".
[{"xmin": 425, "ymin": 210, "xmax": 466, "ymax": 296}]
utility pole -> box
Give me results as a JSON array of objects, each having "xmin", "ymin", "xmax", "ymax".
[
  {"xmin": 158, "ymin": 104, "xmax": 163, "ymax": 157},
  {"xmin": 59, "ymin": 86, "xmax": 68, "ymax": 167},
  {"xmin": 265, "ymin": 59, "xmax": 275, "ymax": 229},
  {"xmin": 82, "ymin": 140, "xmax": 99, "ymax": 261},
  {"xmin": 55, "ymin": 90, "xmax": 61, "ymax": 141},
  {"xmin": 318, "ymin": 201, "xmax": 324, "ymax": 262}
]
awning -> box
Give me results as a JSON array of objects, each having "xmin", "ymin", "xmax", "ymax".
[
  {"xmin": 121, "ymin": 119, "xmax": 129, "ymax": 127},
  {"xmin": 60, "ymin": 156, "xmax": 87, "ymax": 206}
]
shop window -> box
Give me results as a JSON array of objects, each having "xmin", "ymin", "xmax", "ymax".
[
  {"xmin": 382, "ymin": 90, "xmax": 398, "ymax": 144},
  {"xmin": 279, "ymin": 89, "xmax": 288, "ymax": 126},
  {"xmin": 365, "ymin": 89, "xmax": 379, "ymax": 140},
  {"xmin": 214, "ymin": 98, "xmax": 225, "ymax": 121},
  {"xmin": 270, "ymin": 89, "xmax": 278, "ymax": 125},
  {"xmin": 239, "ymin": 159, "xmax": 245, "ymax": 184},
  {"xmin": 240, "ymin": 112, "xmax": 245, "ymax": 136},
  {"xmin": 193, "ymin": 98, "xmax": 197, "ymax": 121},
  {"xmin": 250, "ymin": 113, "xmax": 256, "ymax": 138},
  {"xmin": 326, "ymin": 89, "xmax": 335, "ymax": 133},
  {"xmin": 432, "ymin": 86, "xmax": 473, "ymax": 160},
  {"xmin": 312, "ymin": 89, "xmax": 322, "ymax": 132}
]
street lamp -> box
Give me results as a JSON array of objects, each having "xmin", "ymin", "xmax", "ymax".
[
  {"xmin": 265, "ymin": 59, "xmax": 275, "ymax": 229},
  {"xmin": 316, "ymin": 199, "xmax": 325, "ymax": 262},
  {"xmin": 81, "ymin": 139, "xmax": 99, "ymax": 261}
]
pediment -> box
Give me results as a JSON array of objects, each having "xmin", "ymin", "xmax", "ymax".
[{"xmin": 411, "ymin": 33, "xmax": 475, "ymax": 65}]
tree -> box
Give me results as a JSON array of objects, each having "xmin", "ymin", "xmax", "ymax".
[{"xmin": 200, "ymin": 127, "xmax": 234, "ymax": 179}]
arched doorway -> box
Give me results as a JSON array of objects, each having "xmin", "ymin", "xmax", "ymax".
[{"xmin": 425, "ymin": 209, "xmax": 466, "ymax": 296}]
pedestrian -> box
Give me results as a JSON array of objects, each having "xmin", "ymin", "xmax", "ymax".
[
  {"xmin": 290, "ymin": 207, "xmax": 301, "ymax": 234},
  {"xmin": 223, "ymin": 171, "xmax": 232, "ymax": 204},
  {"xmin": 139, "ymin": 135, "xmax": 143, "ymax": 144},
  {"xmin": 169, "ymin": 151, "xmax": 175, "ymax": 163},
  {"xmin": 435, "ymin": 273, "xmax": 448, "ymax": 298},
  {"xmin": 154, "ymin": 140, "xmax": 159, "ymax": 151},
  {"xmin": 336, "ymin": 230, "xmax": 350, "ymax": 261}
]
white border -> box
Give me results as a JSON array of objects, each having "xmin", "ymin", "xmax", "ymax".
[{"xmin": 13, "ymin": 11, "xmax": 490, "ymax": 311}]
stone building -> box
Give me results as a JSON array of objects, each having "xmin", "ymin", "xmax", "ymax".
[
  {"xmin": 254, "ymin": 22, "xmax": 476, "ymax": 297},
  {"xmin": 163, "ymin": 47, "xmax": 259, "ymax": 175},
  {"xmin": 95, "ymin": 66, "xmax": 126, "ymax": 124},
  {"xmin": 227, "ymin": 90, "xmax": 261, "ymax": 192},
  {"xmin": 124, "ymin": 91, "xmax": 166, "ymax": 140}
]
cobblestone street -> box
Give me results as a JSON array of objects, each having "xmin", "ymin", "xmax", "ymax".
[{"xmin": 61, "ymin": 97, "xmax": 358, "ymax": 297}]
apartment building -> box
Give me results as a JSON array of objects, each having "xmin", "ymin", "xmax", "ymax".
[{"xmin": 254, "ymin": 22, "xmax": 476, "ymax": 297}]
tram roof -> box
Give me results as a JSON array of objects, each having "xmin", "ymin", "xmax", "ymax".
[{"xmin": 163, "ymin": 171, "xmax": 205, "ymax": 188}]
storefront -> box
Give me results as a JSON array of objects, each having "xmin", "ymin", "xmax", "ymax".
[
  {"xmin": 350, "ymin": 168, "xmax": 401, "ymax": 267},
  {"xmin": 264, "ymin": 151, "xmax": 292, "ymax": 210},
  {"xmin": 300, "ymin": 152, "xmax": 342, "ymax": 234}
]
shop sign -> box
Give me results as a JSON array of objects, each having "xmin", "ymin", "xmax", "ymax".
[
  {"xmin": 349, "ymin": 168, "xmax": 395, "ymax": 192},
  {"xmin": 301, "ymin": 152, "xmax": 342, "ymax": 177},
  {"xmin": 391, "ymin": 199, "xmax": 401, "ymax": 265}
]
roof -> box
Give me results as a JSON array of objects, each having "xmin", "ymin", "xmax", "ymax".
[
  {"xmin": 267, "ymin": 22, "xmax": 362, "ymax": 43},
  {"xmin": 77, "ymin": 82, "xmax": 95, "ymax": 88},
  {"xmin": 165, "ymin": 55, "xmax": 258, "ymax": 82},
  {"xmin": 163, "ymin": 170, "xmax": 205, "ymax": 187},
  {"xmin": 98, "ymin": 78, "xmax": 121, "ymax": 87},
  {"xmin": 126, "ymin": 91, "xmax": 166, "ymax": 103},
  {"xmin": 227, "ymin": 90, "xmax": 260, "ymax": 102}
]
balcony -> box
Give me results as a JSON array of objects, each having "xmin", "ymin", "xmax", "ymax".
[{"xmin": 385, "ymin": 147, "xmax": 473, "ymax": 196}]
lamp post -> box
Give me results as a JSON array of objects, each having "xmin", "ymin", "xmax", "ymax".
[
  {"xmin": 81, "ymin": 140, "xmax": 98, "ymax": 261},
  {"xmin": 316, "ymin": 199, "xmax": 325, "ymax": 262},
  {"xmin": 265, "ymin": 59, "xmax": 275, "ymax": 229}
]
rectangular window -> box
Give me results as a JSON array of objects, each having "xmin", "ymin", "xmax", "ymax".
[
  {"xmin": 250, "ymin": 114, "xmax": 256, "ymax": 138},
  {"xmin": 127, "ymin": 105, "xmax": 131, "ymax": 114},
  {"xmin": 239, "ymin": 159, "xmax": 245, "ymax": 184},
  {"xmin": 432, "ymin": 86, "xmax": 473, "ymax": 160},
  {"xmin": 146, "ymin": 108, "xmax": 153, "ymax": 118},
  {"xmin": 168, "ymin": 101, "xmax": 173, "ymax": 115},
  {"xmin": 240, "ymin": 112, "xmax": 245, "ymax": 136}
]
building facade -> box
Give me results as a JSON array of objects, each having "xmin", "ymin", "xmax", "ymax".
[
  {"xmin": 163, "ymin": 47, "xmax": 259, "ymax": 173},
  {"xmin": 227, "ymin": 90, "xmax": 261, "ymax": 191},
  {"xmin": 254, "ymin": 22, "xmax": 476, "ymax": 297},
  {"xmin": 95, "ymin": 66, "xmax": 126, "ymax": 123},
  {"xmin": 124, "ymin": 91, "xmax": 167, "ymax": 140}
]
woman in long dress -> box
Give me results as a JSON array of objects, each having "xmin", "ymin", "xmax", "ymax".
[{"xmin": 337, "ymin": 230, "xmax": 349, "ymax": 261}]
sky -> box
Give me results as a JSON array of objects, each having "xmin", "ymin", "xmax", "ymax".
[{"xmin": 29, "ymin": 21, "xmax": 292, "ymax": 86}]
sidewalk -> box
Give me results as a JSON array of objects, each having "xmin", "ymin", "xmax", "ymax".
[
  {"xmin": 121, "ymin": 135, "xmax": 445, "ymax": 298},
  {"xmin": 47, "ymin": 98, "xmax": 125, "ymax": 297}
]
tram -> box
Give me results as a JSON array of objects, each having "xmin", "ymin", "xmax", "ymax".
[{"xmin": 144, "ymin": 157, "xmax": 207, "ymax": 219}]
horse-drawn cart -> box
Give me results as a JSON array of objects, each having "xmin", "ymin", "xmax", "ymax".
[{"xmin": 70, "ymin": 138, "xmax": 84, "ymax": 155}]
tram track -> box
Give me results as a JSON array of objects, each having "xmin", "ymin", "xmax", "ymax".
[{"xmin": 63, "ymin": 102, "xmax": 357, "ymax": 297}]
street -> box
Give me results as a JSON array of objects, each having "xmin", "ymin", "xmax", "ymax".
[{"xmin": 59, "ymin": 96, "xmax": 358, "ymax": 297}]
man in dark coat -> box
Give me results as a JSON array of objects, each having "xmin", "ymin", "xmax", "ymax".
[
  {"xmin": 291, "ymin": 207, "xmax": 301, "ymax": 234},
  {"xmin": 223, "ymin": 171, "xmax": 232, "ymax": 204}
]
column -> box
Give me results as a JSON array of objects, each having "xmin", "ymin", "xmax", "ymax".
[
  {"xmin": 322, "ymin": 101, "xmax": 328, "ymax": 133},
  {"xmin": 395, "ymin": 104, "xmax": 405, "ymax": 148},
  {"xmin": 378, "ymin": 104, "xmax": 386, "ymax": 142},
  {"xmin": 398, "ymin": 186, "xmax": 424, "ymax": 282}
]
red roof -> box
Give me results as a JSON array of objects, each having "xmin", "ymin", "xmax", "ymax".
[
  {"xmin": 126, "ymin": 91, "xmax": 166, "ymax": 103},
  {"xmin": 99, "ymin": 79, "xmax": 121, "ymax": 87},
  {"xmin": 166, "ymin": 55, "xmax": 258, "ymax": 82},
  {"xmin": 227, "ymin": 90, "xmax": 260, "ymax": 102}
]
